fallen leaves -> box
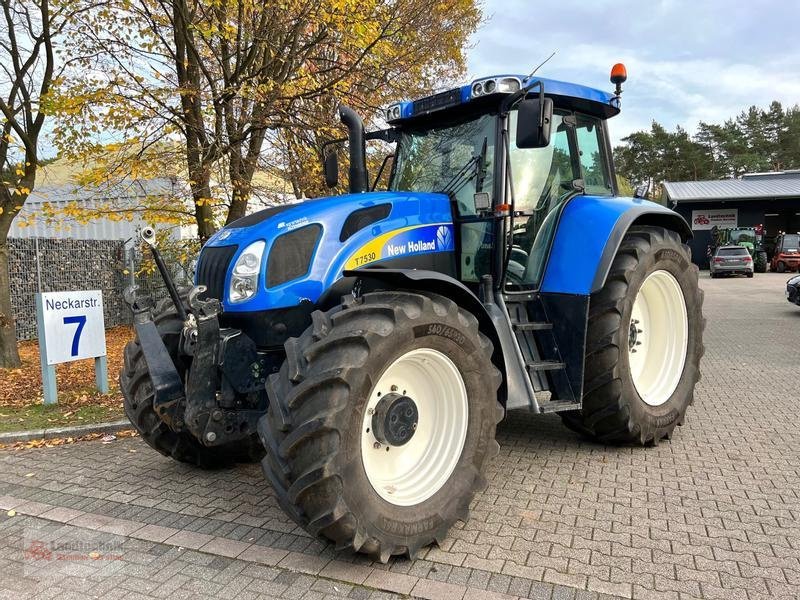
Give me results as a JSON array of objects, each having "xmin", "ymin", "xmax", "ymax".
[
  {"xmin": 0, "ymin": 429, "xmax": 138, "ymax": 451},
  {"xmin": 0, "ymin": 326, "xmax": 134, "ymax": 410},
  {"xmin": 0, "ymin": 326, "xmax": 133, "ymax": 433}
]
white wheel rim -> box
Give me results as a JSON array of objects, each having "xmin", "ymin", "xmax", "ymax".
[
  {"xmin": 361, "ymin": 348, "xmax": 468, "ymax": 506},
  {"xmin": 628, "ymin": 270, "xmax": 688, "ymax": 407}
]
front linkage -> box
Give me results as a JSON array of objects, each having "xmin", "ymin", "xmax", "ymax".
[{"xmin": 124, "ymin": 227, "xmax": 269, "ymax": 448}]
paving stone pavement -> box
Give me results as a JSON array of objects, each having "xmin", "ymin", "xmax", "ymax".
[{"xmin": 1, "ymin": 272, "xmax": 798, "ymax": 600}]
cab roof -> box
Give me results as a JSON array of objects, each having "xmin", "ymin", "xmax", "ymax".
[{"xmin": 386, "ymin": 74, "xmax": 620, "ymax": 124}]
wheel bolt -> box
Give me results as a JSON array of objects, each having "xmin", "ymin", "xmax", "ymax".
[
  {"xmin": 390, "ymin": 385, "xmax": 398, "ymax": 392},
  {"xmin": 206, "ymin": 432, "xmax": 217, "ymax": 443},
  {"xmin": 373, "ymin": 441, "xmax": 381, "ymax": 449}
]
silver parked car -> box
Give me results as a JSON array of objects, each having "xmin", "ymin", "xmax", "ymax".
[{"xmin": 710, "ymin": 245, "xmax": 753, "ymax": 278}]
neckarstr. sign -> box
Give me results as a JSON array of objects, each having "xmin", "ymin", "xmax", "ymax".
[{"xmin": 39, "ymin": 290, "xmax": 107, "ymax": 366}]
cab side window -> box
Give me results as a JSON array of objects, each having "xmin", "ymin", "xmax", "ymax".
[{"xmin": 574, "ymin": 114, "xmax": 612, "ymax": 195}]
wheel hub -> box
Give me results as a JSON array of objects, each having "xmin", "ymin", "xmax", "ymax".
[
  {"xmin": 628, "ymin": 319, "xmax": 642, "ymax": 352},
  {"xmin": 372, "ymin": 393, "xmax": 418, "ymax": 447}
]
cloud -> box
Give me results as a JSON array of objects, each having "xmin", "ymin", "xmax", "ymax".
[{"xmin": 467, "ymin": 0, "xmax": 800, "ymax": 143}]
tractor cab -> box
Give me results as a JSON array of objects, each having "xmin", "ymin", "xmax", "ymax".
[{"xmin": 331, "ymin": 74, "xmax": 621, "ymax": 294}]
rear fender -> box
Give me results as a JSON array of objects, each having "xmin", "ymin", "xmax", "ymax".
[
  {"xmin": 344, "ymin": 268, "xmax": 525, "ymax": 412},
  {"xmin": 541, "ymin": 196, "xmax": 692, "ymax": 295}
]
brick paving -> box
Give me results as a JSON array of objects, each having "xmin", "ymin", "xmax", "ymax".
[{"xmin": 1, "ymin": 272, "xmax": 798, "ymax": 599}]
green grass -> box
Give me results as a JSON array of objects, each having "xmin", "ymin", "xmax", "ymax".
[{"xmin": 0, "ymin": 403, "xmax": 124, "ymax": 434}]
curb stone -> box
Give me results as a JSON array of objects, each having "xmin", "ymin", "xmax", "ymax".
[{"xmin": 0, "ymin": 419, "xmax": 131, "ymax": 444}]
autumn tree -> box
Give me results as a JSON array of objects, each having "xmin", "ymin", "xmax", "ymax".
[
  {"xmin": 0, "ymin": 0, "xmax": 62, "ymax": 367},
  {"xmin": 55, "ymin": 0, "xmax": 481, "ymax": 241}
]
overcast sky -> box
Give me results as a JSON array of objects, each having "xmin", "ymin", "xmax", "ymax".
[{"xmin": 465, "ymin": 0, "xmax": 800, "ymax": 145}]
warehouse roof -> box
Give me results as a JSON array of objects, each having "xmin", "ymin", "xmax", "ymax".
[{"xmin": 663, "ymin": 178, "xmax": 800, "ymax": 203}]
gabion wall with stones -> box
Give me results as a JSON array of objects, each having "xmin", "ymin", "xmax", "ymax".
[
  {"xmin": 9, "ymin": 237, "xmax": 198, "ymax": 341},
  {"xmin": 8, "ymin": 238, "xmax": 132, "ymax": 340}
]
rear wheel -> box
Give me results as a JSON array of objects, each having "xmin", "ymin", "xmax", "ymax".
[
  {"xmin": 120, "ymin": 296, "xmax": 263, "ymax": 468},
  {"xmin": 561, "ymin": 226, "xmax": 704, "ymax": 445},
  {"xmin": 258, "ymin": 291, "xmax": 502, "ymax": 561}
]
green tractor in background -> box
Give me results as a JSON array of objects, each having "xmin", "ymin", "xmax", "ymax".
[{"xmin": 711, "ymin": 225, "xmax": 768, "ymax": 273}]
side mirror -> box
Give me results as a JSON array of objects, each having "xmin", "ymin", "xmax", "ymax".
[
  {"xmin": 515, "ymin": 97, "xmax": 553, "ymax": 149},
  {"xmin": 323, "ymin": 150, "xmax": 339, "ymax": 188},
  {"xmin": 633, "ymin": 184, "xmax": 649, "ymax": 199}
]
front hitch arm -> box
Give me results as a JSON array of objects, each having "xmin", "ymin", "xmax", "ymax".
[
  {"xmin": 123, "ymin": 285, "xmax": 186, "ymax": 428},
  {"xmin": 182, "ymin": 287, "xmax": 224, "ymax": 445}
]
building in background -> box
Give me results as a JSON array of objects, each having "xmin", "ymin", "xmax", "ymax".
[
  {"xmin": 10, "ymin": 158, "xmax": 297, "ymax": 243},
  {"xmin": 663, "ymin": 171, "xmax": 800, "ymax": 268}
]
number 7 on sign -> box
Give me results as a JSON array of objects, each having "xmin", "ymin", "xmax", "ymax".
[{"xmin": 63, "ymin": 315, "xmax": 87, "ymax": 357}]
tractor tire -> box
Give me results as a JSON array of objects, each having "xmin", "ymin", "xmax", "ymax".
[
  {"xmin": 776, "ymin": 261, "xmax": 787, "ymax": 273},
  {"xmin": 754, "ymin": 251, "xmax": 768, "ymax": 273},
  {"xmin": 561, "ymin": 226, "xmax": 704, "ymax": 445},
  {"xmin": 120, "ymin": 295, "xmax": 263, "ymax": 468},
  {"xmin": 258, "ymin": 291, "xmax": 502, "ymax": 562}
]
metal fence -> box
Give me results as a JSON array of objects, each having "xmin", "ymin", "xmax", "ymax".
[{"xmin": 8, "ymin": 237, "xmax": 187, "ymax": 341}]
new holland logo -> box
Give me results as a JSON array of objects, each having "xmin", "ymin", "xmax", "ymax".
[
  {"xmin": 436, "ymin": 225, "xmax": 453, "ymax": 251},
  {"xmin": 217, "ymin": 230, "xmax": 233, "ymax": 240}
]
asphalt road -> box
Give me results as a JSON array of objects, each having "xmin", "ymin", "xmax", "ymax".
[{"xmin": 1, "ymin": 271, "xmax": 798, "ymax": 600}]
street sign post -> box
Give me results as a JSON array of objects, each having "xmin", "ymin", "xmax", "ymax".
[{"xmin": 36, "ymin": 290, "xmax": 108, "ymax": 405}]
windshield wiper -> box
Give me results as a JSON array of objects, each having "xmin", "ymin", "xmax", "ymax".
[{"xmin": 440, "ymin": 137, "xmax": 488, "ymax": 197}]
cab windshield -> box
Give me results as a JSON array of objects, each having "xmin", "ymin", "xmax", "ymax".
[{"xmin": 389, "ymin": 114, "xmax": 496, "ymax": 216}]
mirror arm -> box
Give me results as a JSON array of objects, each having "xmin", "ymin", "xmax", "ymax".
[
  {"xmin": 366, "ymin": 128, "xmax": 400, "ymax": 143},
  {"xmin": 321, "ymin": 136, "xmax": 348, "ymax": 154},
  {"xmin": 500, "ymin": 79, "xmax": 544, "ymax": 116}
]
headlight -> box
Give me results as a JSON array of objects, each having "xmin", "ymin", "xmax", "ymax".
[
  {"xmin": 229, "ymin": 240, "xmax": 265, "ymax": 303},
  {"xmin": 497, "ymin": 77, "xmax": 520, "ymax": 93},
  {"xmin": 386, "ymin": 104, "xmax": 402, "ymax": 121},
  {"xmin": 471, "ymin": 77, "xmax": 521, "ymax": 98}
]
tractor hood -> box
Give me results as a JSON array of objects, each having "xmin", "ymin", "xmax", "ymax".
[{"xmin": 198, "ymin": 191, "xmax": 455, "ymax": 312}]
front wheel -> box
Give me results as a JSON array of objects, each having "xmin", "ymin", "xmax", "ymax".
[
  {"xmin": 258, "ymin": 291, "xmax": 502, "ymax": 561},
  {"xmin": 776, "ymin": 261, "xmax": 787, "ymax": 273},
  {"xmin": 561, "ymin": 226, "xmax": 704, "ymax": 445}
]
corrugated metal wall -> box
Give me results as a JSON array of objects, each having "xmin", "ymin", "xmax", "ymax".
[{"xmin": 8, "ymin": 177, "xmax": 183, "ymax": 241}]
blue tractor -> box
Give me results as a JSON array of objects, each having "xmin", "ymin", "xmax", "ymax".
[{"xmin": 122, "ymin": 65, "xmax": 704, "ymax": 561}]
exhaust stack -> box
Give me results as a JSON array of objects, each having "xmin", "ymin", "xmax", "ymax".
[{"xmin": 339, "ymin": 105, "xmax": 368, "ymax": 194}]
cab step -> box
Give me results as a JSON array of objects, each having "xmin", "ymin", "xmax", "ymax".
[
  {"xmin": 512, "ymin": 321, "xmax": 553, "ymax": 331},
  {"xmin": 526, "ymin": 360, "xmax": 565, "ymax": 371},
  {"xmin": 539, "ymin": 400, "xmax": 582, "ymax": 414}
]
